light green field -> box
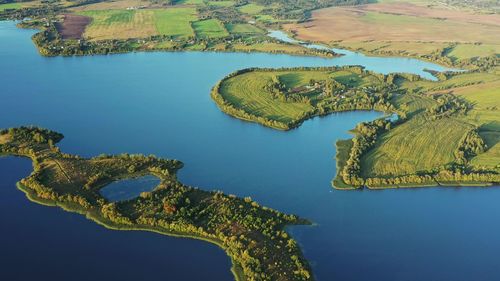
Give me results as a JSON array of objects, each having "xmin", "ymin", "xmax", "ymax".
[
  {"xmin": 361, "ymin": 72, "xmax": 500, "ymax": 177},
  {"xmin": 454, "ymin": 80, "xmax": 500, "ymax": 170},
  {"xmin": 193, "ymin": 19, "xmax": 229, "ymax": 38},
  {"xmin": 361, "ymin": 115, "xmax": 473, "ymax": 177},
  {"xmin": 219, "ymin": 71, "xmax": 316, "ymax": 124},
  {"xmin": 78, "ymin": 8, "xmax": 198, "ymax": 40},
  {"xmin": 0, "ymin": 3, "xmax": 21, "ymax": 11},
  {"xmin": 226, "ymin": 23, "xmax": 265, "ymax": 35},
  {"xmin": 448, "ymin": 44, "xmax": 500, "ymax": 60},
  {"xmin": 238, "ymin": 3, "xmax": 265, "ymax": 14},
  {"xmin": 79, "ymin": 10, "xmax": 157, "ymax": 40},
  {"xmin": 207, "ymin": 1, "xmax": 234, "ymax": 7},
  {"xmin": 175, "ymin": 0, "xmax": 204, "ymax": 4},
  {"xmin": 154, "ymin": 8, "xmax": 198, "ymax": 38}
]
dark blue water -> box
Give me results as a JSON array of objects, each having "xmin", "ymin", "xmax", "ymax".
[
  {"xmin": 100, "ymin": 175, "xmax": 161, "ymax": 202},
  {"xmin": 2, "ymin": 21, "xmax": 500, "ymax": 281}
]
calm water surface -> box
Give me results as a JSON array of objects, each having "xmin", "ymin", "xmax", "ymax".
[
  {"xmin": 100, "ymin": 175, "xmax": 161, "ymax": 202},
  {"xmin": 1, "ymin": 21, "xmax": 500, "ymax": 281}
]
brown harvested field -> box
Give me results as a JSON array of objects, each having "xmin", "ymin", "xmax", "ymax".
[
  {"xmin": 285, "ymin": 3, "xmax": 500, "ymax": 44},
  {"xmin": 360, "ymin": 2, "xmax": 500, "ymax": 27},
  {"xmin": 55, "ymin": 14, "xmax": 92, "ymax": 40}
]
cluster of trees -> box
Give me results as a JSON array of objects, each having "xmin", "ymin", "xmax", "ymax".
[
  {"xmin": 454, "ymin": 129, "xmax": 486, "ymax": 164},
  {"xmin": 341, "ymin": 119, "xmax": 391, "ymax": 187},
  {"xmin": 427, "ymin": 93, "xmax": 471, "ymax": 119}
]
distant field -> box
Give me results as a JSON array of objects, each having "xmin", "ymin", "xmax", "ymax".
[
  {"xmin": 79, "ymin": 9, "xmax": 157, "ymax": 40},
  {"xmin": 207, "ymin": 1, "xmax": 234, "ymax": 7},
  {"xmin": 238, "ymin": 3, "xmax": 265, "ymax": 14},
  {"xmin": 71, "ymin": 0, "xmax": 149, "ymax": 11},
  {"xmin": 285, "ymin": 2, "xmax": 500, "ymax": 65},
  {"xmin": 193, "ymin": 19, "xmax": 228, "ymax": 38},
  {"xmin": 153, "ymin": 8, "xmax": 197, "ymax": 37},
  {"xmin": 78, "ymin": 8, "xmax": 198, "ymax": 40},
  {"xmin": 286, "ymin": 3, "xmax": 500, "ymax": 44},
  {"xmin": 226, "ymin": 23, "xmax": 265, "ymax": 35},
  {"xmin": 0, "ymin": 3, "xmax": 21, "ymax": 11}
]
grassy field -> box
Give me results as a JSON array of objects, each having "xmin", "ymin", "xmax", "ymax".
[
  {"xmin": 78, "ymin": 8, "xmax": 198, "ymax": 40},
  {"xmin": 238, "ymin": 3, "xmax": 265, "ymax": 14},
  {"xmin": 153, "ymin": 8, "xmax": 197, "ymax": 37},
  {"xmin": 226, "ymin": 23, "xmax": 265, "ymax": 35},
  {"xmin": 79, "ymin": 9, "xmax": 157, "ymax": 40},
  {"xmin": 218, "ymin": 70, "xmax": 316, "ymax": 124},
  {"xmin": 361, "ymin": 115, "xmax": 473, "ymax": 176},
  {"xmin": 0, "ymin": 3, "xmax": 21, "ymax": 11},
  {"xmin": 192, "ymin": 19, "xmax": 228, "ymax": 38}
]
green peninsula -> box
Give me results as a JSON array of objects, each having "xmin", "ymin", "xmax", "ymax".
[
  {"xmin": 211, "ymin": 66, "xmax": 500, "ymax": 189},
  {"xmin": 0, "ymin": 126, "xmax": 312, "ymax": 281}
]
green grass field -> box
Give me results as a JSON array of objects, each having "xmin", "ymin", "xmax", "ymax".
[
  {"xmin": 154, "ymin": 8, "xmax": 197, "ymax": 38},
  {"xmin": 0, "ymin": 3, "xmax": 21, "ymax": 11},
  {"xmin": 238, "ymin": 3, "xmax": 265, "ymax": 14},
  {"xmin": 78, "ymin": 8, "xmax": 198, "ymax": 40},
  {"xmin": 79, "ymin": 9, "xmax": 157, "ymax": 40},
  {"xmin": 361, "ymin": 115, "xmax": 473, "ymax": 177},
  {"xmin": 192, "ymin": 19, "xmax": 229, "ymax": 38},
  {"xmin": 226, "ymin": 23, "xmax": 265, "ymax": 35},
  {"xmin": 207, "ymin": 0, "xmax": 234, "ymax": 7},
  {"xmin": 219, "ymin": 71, "xmax": 316, "ymax": 124}
]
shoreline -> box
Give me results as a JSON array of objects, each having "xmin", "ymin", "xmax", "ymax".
[{"xmin": 16, "ymin": 181, "xmax": 246, "ymax": 281}]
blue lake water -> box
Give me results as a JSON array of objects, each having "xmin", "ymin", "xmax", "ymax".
[
  {"xmin": 1, "ymin": 20, "xmax": 500, "ymax": 281},
  {"xmin": 100, "ymin": 175, "xmax": 161, "ymax": 202}
]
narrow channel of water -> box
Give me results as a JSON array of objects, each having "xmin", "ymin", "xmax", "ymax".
[{"xmin": 268, "ymin": 30, "xmax": 459, "ymax": 81}]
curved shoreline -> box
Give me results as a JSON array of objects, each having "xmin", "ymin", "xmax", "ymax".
[
  {"xmin": 15, "ymin": 181, "xmax": 246, "ymax": 281},
  {"xmin": 1, "ymin": 127, "xmax": 314, "ymax": 281}
]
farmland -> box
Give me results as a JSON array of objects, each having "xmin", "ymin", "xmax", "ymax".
[{"xmin": 285, "ymin": 1, "xmax": 500, "ymax": 68}]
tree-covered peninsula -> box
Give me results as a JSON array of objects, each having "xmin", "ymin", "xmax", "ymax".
[
  {"xmin": 211, "ymin": 66, "xmax": 500, "ymax": 189},
  {"xmin": 0, "ymin": 126, "xmax": 313, "ymax": 281}
]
